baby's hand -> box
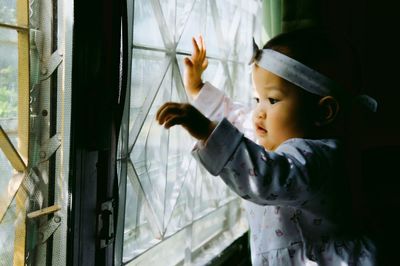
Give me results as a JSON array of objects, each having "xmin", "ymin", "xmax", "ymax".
[
  {"xmin": 184, "ymin": 35, "xmax": 208, "ymax": 99},
  {"xmin": 156, "ymin": 102, "xmax": 216, "ymax": 141}
]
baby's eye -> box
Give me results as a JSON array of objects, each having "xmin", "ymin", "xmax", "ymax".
[
  {"xmin": 268, "ymin": 98, "xmax": 278, "ymax": 104},
  {"xmin": 253, "ymin": 97, "xmax": 260, "ymax": 104}
]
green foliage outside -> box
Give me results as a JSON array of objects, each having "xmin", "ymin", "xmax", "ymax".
[
  {"xmin": 0, "ymin": 3, "xmax": 18, "ymax": 119},
  {"xmin": 0, "ymin": 66, "xmax": 18, "ymax": 119},
  {"xmin": 0, "ymin": 3, "xmax": 16, "ymax": 25}
]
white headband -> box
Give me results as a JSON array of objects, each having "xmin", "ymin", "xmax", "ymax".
[{"xmin": 249, "ymin": 39, "xmax": 377, "ymax": 112}]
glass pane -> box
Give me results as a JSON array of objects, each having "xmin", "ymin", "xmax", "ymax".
[
  {"xmin": 129, "ymin": 49, "xmax": 169, "ymax": 144},
  {"xmin": 123, "ymin": 0, "xmax": 260, "ymax": 263},
  {"xmin": 0, "ymin": 199, "xmax": 17, "ymax": 266},
  {"xmin": 191, "ymin": 199, "xmax": 247, "ymax": 265},
  {"xmin": 133, "ymin": 0, "xmax": 165, "ymax": 48},
  {"xmin": 176, "ymin": 0, "xmax": 206, "ymax": 54},
  {"xmin": 0, "ymin": 27, "xmax": 19, "ymax": 201},
  {"xmin": 160, "ymin": 0, "xmax": 175, "ymax": 41},
  {"xmin": 0, "ymin": 0, "xmax": 17, "ymax": 25},
  {"xmin": 235, "ymin": 11, "xmax": 253, "ymax": 62},
  {"xmin": 175, "ymin": 0, "xmax": 196, "ymax": 43},
  {"xmin": 125, "ymin": 226, "xmax": 188, "ymax": 266},
  {"xmin": 228, "ymin": 62, "xmax": 252, "ymax": 104},
  {"xmin": 0, "ymin": 28, "xmax": 18, "ymax": 123},
  {"xmin": 123, "ymin": 162, "xmax": 162, "ymax": 261}
]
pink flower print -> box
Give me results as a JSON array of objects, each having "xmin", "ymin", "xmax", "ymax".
[
  {"xmin": 287, "ymin": 158, "xmax": 294, "ymax": 169},
  {"xmin": 275, "ymin": 229, "xmax": 284, "ymax": 237},
  {"xmin": 301, "ymin": 149, "xmax": 312, "ymax": 158},
  {"xmin": 249, "ymin": 168, "xmax": 256, "ymax": 176},
  {"xmin": 260, "ymin": 153, "xmax": 268, "ymax": 162}
]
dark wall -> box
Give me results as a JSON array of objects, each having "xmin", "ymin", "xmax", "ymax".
[
  {"xmin": 321, "ymin": 0, "xmax": 400, "ymax": 147},
  {"xmin": 322, "ymin": 1, "xmax": 400, "ymax": 264}
]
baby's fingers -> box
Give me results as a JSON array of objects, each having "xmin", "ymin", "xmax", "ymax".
[
  {"xmin": 164, "ymin": 115, "xmax": 185, "ymax": 129},
  {"xmin": 192, "ymin": 37, "xmax": 200, "ymax": 58},
  {"xmin": 199, "ymin": 35, "xmax": 206, "ymax": 61},
  {"xmin": 156, "ymin": 102, "xmax": 185, "ymax": 125},
  {"xmin": 184, "ymin": 57, "xmax": 193, "ymax": 67}
]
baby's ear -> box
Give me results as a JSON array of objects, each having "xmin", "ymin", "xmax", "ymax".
[{"xmin": 314, "ymin": 96, "xmax": 340, "ymax": 127}]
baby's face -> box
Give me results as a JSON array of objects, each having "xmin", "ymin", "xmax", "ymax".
[{"xmin": 252, "ymin": 65, "xmax": 312, "ymax": 150}]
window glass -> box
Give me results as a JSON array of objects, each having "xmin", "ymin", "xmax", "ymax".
[
  {"xmin": 0, "ymin": 26, "xmax": 19, "ymax": 239},
  {"xmin": 0, "ymin": 28, "xmax": 18, "ymax": 123},
  {"xmin": 0, "ymin": 17, "xmax": 21, "ymax": 266},
  {"xmin": 133, "ymin": 0, "xmax": 164, "ymax": 48},
  {"xmin": 122, "ymin": 0, "xmax": 259, "ymax": 264},
  {"xmin": 0, "ymin": 199, "xmax": 17, "ymax": 266},
  {"xmin": 0, "ymin": 0, "xmax": 17, "ymax": 25}
]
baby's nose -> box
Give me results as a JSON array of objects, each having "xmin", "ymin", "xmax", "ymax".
[{"xmin": 257, "ymin": 110, "xmax": 266, "ymax": 119}]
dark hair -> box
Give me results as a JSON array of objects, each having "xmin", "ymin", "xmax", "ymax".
[{"xmin": 263, "ymin": 27, "xmax": 362, "ymax": 109}]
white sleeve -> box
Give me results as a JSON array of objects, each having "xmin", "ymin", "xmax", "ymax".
[
  {"xmin": 192, "ymin": 118, "xmax": 338, "ymax": 207},
  {"xmin": 192, "ymin": 82, "xmax": 253, "ymax": 135}
]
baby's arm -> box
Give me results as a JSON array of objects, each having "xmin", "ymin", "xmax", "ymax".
[
  {"xmin": 193, "ymin": 118, "xmax": 335, "ymax": 206},
  {"xmin": 184, "ymin": 37, "xmax": 251, "ymax": 133}
]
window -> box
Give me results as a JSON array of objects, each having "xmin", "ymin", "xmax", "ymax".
[
  {"xmin": 119, "ymin": 0, "xmax": 261, "ymax": 264},
  {"xmin": 0, "ymin": 0, "xmax": 72, "ymax": 265},
  {"xmin": 0, "ymin": 0, "xmax": 30, "ymax": 264}
]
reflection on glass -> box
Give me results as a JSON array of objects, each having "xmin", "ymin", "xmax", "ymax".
[
  {"xmin": 0, "ymin": 146, "xmax": 15, "ymax": 193},
  {"xmin": 228, "ymin": 62, "xmax": 252, "ymax": 104},
  {"xmin": 129, "ymin": 49, "xmax": 169, "ymax": 141},
  {"xmin": 0, "ymin": 0, "xmax": 17, "ymax": 25},
  {"xmin": 176, "ymin": 0, "xmax": 205, "ymax": 53},
  {"xmin": 0, "ymin": 27, "xmax": 19, "ymax": 223},
  {"xmin": 123, "ymin": 0, "xmax": 258, "ymax": 263},
  {"xmin": 133, "ymin": 0, "xmax": 164, "ymax": 48},
  {"xmin": 0, "ymin": 198, "xmax": 17, "ymax": 266},
  {"xmin": 0, "ymin": 28, "xmax": 18, "ymax": 122}
]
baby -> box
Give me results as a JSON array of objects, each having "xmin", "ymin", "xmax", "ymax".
[{"xmin": 157, "ymin": 28, "xmax": 377, "ymax": 265}]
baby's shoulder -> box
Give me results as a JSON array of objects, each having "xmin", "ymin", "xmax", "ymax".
[{"xmin": 275, "ymin": 138, "xmax": 341, "ymax": 162}]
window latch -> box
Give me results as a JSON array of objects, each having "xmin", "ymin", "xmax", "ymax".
[
  {"xmin": 98, "ymin": 199, "xmax": 115, "ymax": 248},
  {"xmin": 36, "ymin": 215, "xmax": 62, "ymax": 246}
]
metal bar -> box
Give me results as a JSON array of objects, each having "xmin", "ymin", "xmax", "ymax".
[
  {"xmin": 0, "ymin": 172, "xmax": 25, "ymax": 223},
  {"xmin": 27, "ymin": 204, "xmax": 61, "ymax": 219},
  {"xmin": 0, "ymin": 126, "xmax": 26, "ymax": 225},
  {"xmin": 13, "ymin": 0, "xmax": 30, "ymax": 264},
  {"xmin": 52, "ymin": 0, "xmax": 74, "ymax": 264},
  {"xmin": 149, "ymin": 0, "xmax": 174, "ymax": 49},
  {"xmin": 128, "ymin": 58, "xmax": 172, "ymax": 152},
  {"xmin": 0, "ymin": 22, "xmax": 29, "ymax": 32},
  {"xmin": 127, "ymin": 161, "xmax": 163, "ymax": 238},
  {"xmin": 0, "ymin": 126, "xmax": 26, "ymax": 171},
  {"xmin": 115, "ymin": 0, "xmax": 135, "ymax": 263}
]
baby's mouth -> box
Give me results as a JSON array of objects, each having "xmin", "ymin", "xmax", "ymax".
[{"xmin": 255, "ymin": 124, "xmax": 267, "ymax": 135}]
